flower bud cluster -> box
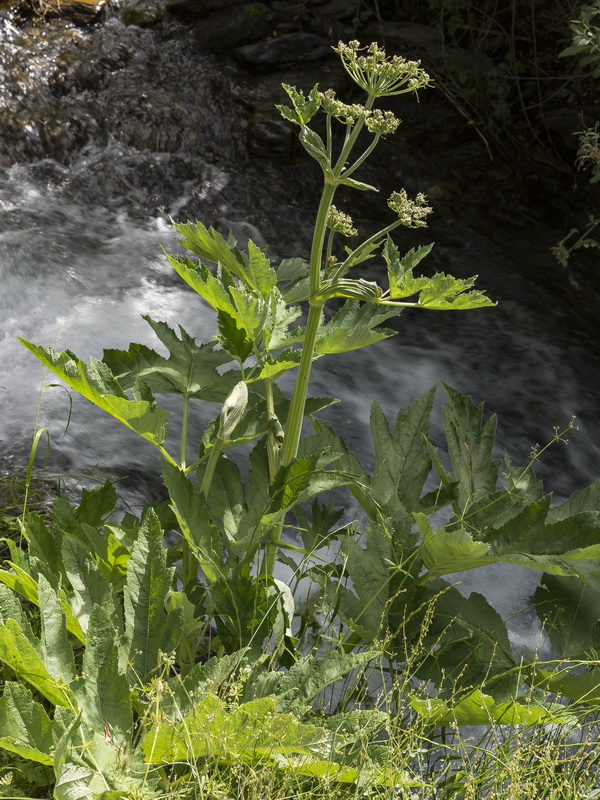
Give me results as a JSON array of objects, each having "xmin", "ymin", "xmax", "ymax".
[
  {"xmin": 327, "ymin": 205, "xmax": 358, "ymax": 237},
  {"xmin": 365, "ymin": 109, "xmax": 401, "ymax": 135},
  {"xmin": 318, "ymin": 89, "xmax": 368, "ymax": 124},
  {"xmin": 334, "ymin": 40, "xmax": 431, "ymax": 98},
  {"xmin": 387, "ymin": 190, "xmax": 432, "ymax": 227}
]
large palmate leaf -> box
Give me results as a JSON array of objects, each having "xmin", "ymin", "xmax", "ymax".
[
  {"xmin": 165, "ymin": 254, "xmax": 267, "ymax": 341},
  {"xmin": 440, "ymin": 382, "xmax": 501, "ymax": 514},
  {"xmin": 122, "ymin": 510, "xmax": 183, "ymax": 684},
  {"xmin": 370, "ymin": 388, "xmax": 436, "ymax": 509},
  {"xmin": 327, "ymin": 521, "xmax": 391, "ymax": 641},
  {"xmin": 19, "ymin": 340, "xmax": 169, "ymax": 446},
  {"xmin": 103, "ymin": 316, "xmax": 237, "ymax": 402},
  {"xmin": 414, "ymin": 581, "xmax": 517, "ymax": 697},
  {"xmin": 143, "ymin": 693, "xmax": 328, "ymax": 764},
  {"xmin": 535, "ymin": 573, "xmax": 600, "ymax": 658},
  {"xmin": 314, "ymin": 300, "xmax": 398, "ymax": 355},
  {"xmin": 275, "ymin": 650, "xmax": 376, "ymax": 711},
  {"xmin": 418, "ymin": 493, "xmax": 600, "ymax": 591}
]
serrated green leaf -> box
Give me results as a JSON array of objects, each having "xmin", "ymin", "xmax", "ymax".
[
  {"xmin": 535, "ymin": 573, "xmax": 600, "ymax": 658},
  {"xmin": 277, "ymin": 650, "xmax": 375, "ymax": 710},
  {"xmin": 328, "ymin": 523, "xmax": 391, "ymax": 641},
  {"xmin": 441, "ymin": 382, "xmax": 501, "ymax": 513},
  {"xmin": 370, "ymin": 388, "xmax": 435, "ymax": 509},
  {"xmin": 171, "ymin": 220, "xmax": 251, "ymax": 284},
  {"xmin": 277, "ymin": 258, "xmax": 308, "ymax": 282},
  {"xmin": 76, "ymin": 605, "xmax": 132, "ymax": 745},
  {"xmin": 547, "ymin": 477, "xmax": 600, "ymax": 521},
  {"xmin": 19, "ymin": 340, "xmax": 169, "ymax": 446},
  {"xmin": 38, "ymin": 574, "xmax": 76, "ymax": 685},
  {"xmin": 417, "ymin": 514, "xmax": 491, "ymax": 574},
  {"xmin": 62, "ymin": 536, "xmax": 113, "ymax": 634},
  {"xmin": 217, "ymin": 309, "xmax": 253, "ymax": 363},
  {"xmin": 123, "ymin": 509, "xmax": 183, "ymax": 684},
  {"xmin": 0, "ymin": 619, "xmax": 74, "ymax": 707},
  {"xmin": 0, "ymin": 681, "xmax": 59, "ymax": 765},
  {"xmin": 54, "ymin": 762, "xmax": 95, "ymax": 800},
  {"xmin": 103, "ymin": 317, "xmax": 237, "ymax": 402},
  {"xmin": 250, "ymin": 349, "xmax": 303, "ymax": 382},
  {"xmin": 247, "ymin": 239, "xmax": 277, "ymax": 299},
  {"xmin": 383, "ymin": 238, "xmax": 434, "ymax": 299},
  {"xmin": 210, "ymin": 573, "xmax": 270, "ymax": 655},
  {"xmin": 277, "ymin": 84, "xmax": 321, "ymax": 126},
  {"xmin": 417, "ymin": 273, "xmax": 495, "ymax": 310},
  {"xmin": 315, "ymin": 300, "xmax": 398, "ymax": 355},
  {"xmin": 0, "ymin": 564, "xmax": 85, "ymax": 643},
  {"xmin": 264, "ymin": 289, "xmax": 303, "ymax": 351}
]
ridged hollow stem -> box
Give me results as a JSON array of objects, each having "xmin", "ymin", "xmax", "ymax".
[
  {"xmin": 282, "ymin": 180, "xmax": 335, "ymax": 466},
  {"xmin": 200, "ymin": 437, "xmax": 224, "ymax": 498}
]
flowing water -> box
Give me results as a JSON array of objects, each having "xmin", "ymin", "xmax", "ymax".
[{"xmin": 1, "ymin": 6, "xmax": 600, "ymax": 649}]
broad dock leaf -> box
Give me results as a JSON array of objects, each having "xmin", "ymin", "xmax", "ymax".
[
  {"xmin": 0, "ymin": 682, "xmax": 59, "ymax": 765},
  {"xmin": 123, "ymin": 510, "xmax": 183, "ymax": 684}
]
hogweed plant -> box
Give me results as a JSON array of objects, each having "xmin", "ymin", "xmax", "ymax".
[{"xmin": 5, "ymin": 38, "xmax": 600, "ymax": 798}]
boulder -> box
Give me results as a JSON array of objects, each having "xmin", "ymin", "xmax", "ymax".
[
  {"xmin": 192, "ymin": 2, "xmax": 273, "ymax": 50},
  {"xmin": 234, "ymin": 31, "xmax": 333, "ymax": 65}
]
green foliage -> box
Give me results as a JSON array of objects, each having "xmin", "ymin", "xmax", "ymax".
[{"xmin": 7, "ymin": 37, "xmax": 600, "ymax": 798}]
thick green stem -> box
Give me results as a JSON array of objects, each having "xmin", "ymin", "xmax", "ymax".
[
  {"xmin": 282, "ymin": 180, "xmax": 335, "ymax": 466},
  {"xmin": 281, "ymin": 300, "xmax": 325, "ymax": 466},
  {"xmin": 201, "ymin": 438, "xmax": 225, "ymax": 497}
]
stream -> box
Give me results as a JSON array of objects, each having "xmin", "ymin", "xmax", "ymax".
[{"xmin": 1, "ymin": 3, "xmax": 600, "ymax": 651}]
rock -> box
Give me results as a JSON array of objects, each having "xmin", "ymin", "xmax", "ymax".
[
  {"xmin": 121, "ymin": 0, "xmax": 167, "ymax": 26},
  {"xmin": 40, "ymin": 0, "xmax": 106, "ymax": 24},
  {"xmin": 234, "ymin": 32, "xmax": 333, "ymax": 65},
  {"xmin": 192, "ymin": 2, "xmax": 273, "ymax": 50},
  {"xmin": 360, "ymin": 20, "xmax": 443, "ymax": 53},
  {"xmin": 167, "ymin": 0, "xmax": 248, "ymax": 21}
]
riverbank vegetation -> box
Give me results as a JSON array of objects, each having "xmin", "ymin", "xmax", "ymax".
[{"xmin": 1, "ymin": 37, "xmax": 600, "ymax": 800}]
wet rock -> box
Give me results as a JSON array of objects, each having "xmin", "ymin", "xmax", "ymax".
[
  {"xmin": 41, "ymin": 0, "xmax": 107, "ymax": 25},
  {"xmin": 246, "ymin": 105, "xmax": 293, "ymax": 155},
  {"xmin": 192, "ymin": 2, "xmax": 273, "ymax": 50},
  {"xmin": 121, "ymin": 0, "xmax": 167, "ymax": 26},
  {"xmin": 234, "ymin": 32, "xmax": 333, "ymax": 65}
]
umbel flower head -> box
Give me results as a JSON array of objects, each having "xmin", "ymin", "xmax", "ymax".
[
  {"xmin": 334, "ymin": 40, "xmax": 432, "ymax": 98},
  {"xmin": 327, "ymin": 205, "xmax": 358, "ymax": 237},
  {"xmin": 388, "ymin": 190, "xmax": 432, "ymax": 227}
]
